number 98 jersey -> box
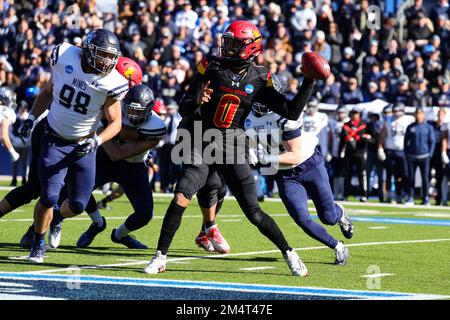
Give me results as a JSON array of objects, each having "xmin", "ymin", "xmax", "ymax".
[{"xmin": 47, "ymin": 42, "xmax": 129, "ymax": 140}]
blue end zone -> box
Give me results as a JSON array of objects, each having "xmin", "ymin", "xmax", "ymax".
[{"xmin": 0, "ymin": 272, "xmax": 446, "ymax": 300}]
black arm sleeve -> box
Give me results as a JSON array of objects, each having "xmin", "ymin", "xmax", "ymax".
[
  {"xmin": 178, "ymin": 72, "xmax": 205, "ymax": 117},
  {"xmin": 261, "ymin": 78, "xmax": 316, "ymax": 120}
]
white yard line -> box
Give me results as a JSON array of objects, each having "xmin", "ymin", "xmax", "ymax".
[
  {"xmin": 362, "ymin": 273, "xmax": 395, "ymax": 278},
  {"xmin": 22, "ymin": 238, "xmax": 450, "ymax": 275},
  {"xmin": 368, "ymin": 226, "xmax": 390, "ymax": 230},
  {"xmin": 239, "ymin": 266, "xmax": 276, "ymax": 271}
]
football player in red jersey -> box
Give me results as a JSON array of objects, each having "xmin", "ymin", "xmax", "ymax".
[{"xmin": 145, "ymin": 20, "xmax": 321, "ymax": 276}]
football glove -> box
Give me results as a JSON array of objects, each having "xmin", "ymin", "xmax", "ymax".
[
  {"xmin": 18, "ymin": 115, "xmax": 35, "ymax": 138},
  {"xmin": 377, "ymin": 147, "xmax": 386, "ymax": 162},
  {"xmin": 257, "ymin": 147, "xmax": 278, "ymax": 165},
  {"xmin": 8, "ymin": 148, "xmax": 20, "ymax": 162},
  {"xmin": 76, "ymin": 137, "xmax": 102, "ymax": 157},
  {"xmin": 442, "ymin": 152, "xmax": 449, "ymax": 165},
  {"xmin": 248, "ymin": 148, "xmax": 258, "ymax": 166}
]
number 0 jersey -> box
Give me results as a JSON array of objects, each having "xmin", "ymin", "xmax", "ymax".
[{"xmin": 47, "ymin": 42, "xmax": 128, "ymax": 140}]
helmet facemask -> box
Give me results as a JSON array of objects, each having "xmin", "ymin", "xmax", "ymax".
[
  {"xmin": 86, "ymin": 43, "xmax": 120, "ymax": 75},
  {"xmin": 221, "ymin": 35, "xmax": 248, "ymax": 59},
  {"xmin": 123, "ymin": 100, "xmax": 153, "ymax": 126},
  {"xmin": 252, "ymin": 101, "xmax": 270, "ymax": 117}
]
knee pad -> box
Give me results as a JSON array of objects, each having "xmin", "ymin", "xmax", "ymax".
[
  {"xmin": 40, "ymin": 193, "xmax": 59, "ymax": 209},
  {"xmin": 217, "ymin": 185, "xmax": 227, "ymax": 203},
  {"xmin": 245, "ymin": 207, "xmax": 264, "ymax": 225},
  {"xmin": 197, "ymin": 188, "xmax": 218, "ymax": 209},
  {"xmin": 316, "ymin": 205, "xmax": 340, "ymax": 226},
  {"xmin": 69, "ymin": 200, "xmax": 86, "ymax": 215}
]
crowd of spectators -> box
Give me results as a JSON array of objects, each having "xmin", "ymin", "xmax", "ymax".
[{"xmin": 0, "ymin": 0, "xmax": 449, "ymax": 202}]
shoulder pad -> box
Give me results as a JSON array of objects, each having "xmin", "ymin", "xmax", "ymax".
[
  {"xmin": 278, "ymin": 116, "xmax": 303, "ymax": 132},
  {"xmin": 139, "ymin": 113, "xmax": 167, "ymax": 139},
  {"xmin": 50, "ymin": 42, "xmax": 73, "ymax": 67},
  {"xmin": 105, "ymin": 69, "xmax": 130, "ymax": 100}
]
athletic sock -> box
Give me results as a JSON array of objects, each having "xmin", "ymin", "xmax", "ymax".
[
  {"xmin": 200, "ymin": 222, "xmax": 206, "ymax": 233},
  {"xmin": 157, "ymin": 200, "xmax": 186, "ymax": 255},
  {"xmin": 335, "ymin": 203, "xmax": 344, "ymax": 222},
  {"xmin": 88, "ymin": 209, "xmax": 104, "ymax": 227},
  {"xmin": 334, "ymin": 241, "xmax": 345, "ymax": 251},
  {"xmin": 205, "ymin": 219, "xmax": 216, "ymax": 230},
  {"xmin": 205, "ymin": 223, "xmax": 217, "ymax": 233},
  {"xmin": 34, "ymin": 232, "xmax": 45, "ymax": 246},
  {"xmin": 114, "ymin": 224, "xmax": 130, "ymax": 239},
  {"xmin": 51, "ymin": 209, "xmax": 65, "ymax": 226}
]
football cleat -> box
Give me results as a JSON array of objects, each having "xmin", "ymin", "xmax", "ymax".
[
  {"xmin": 337, "ymin": 202, "xmax": 354, "ymax": 239},
  {"xmin": 195, "ymin": 231, "xmax": 215, "ymax": 252},
  {"xmin": 143, "ymin": 251, "xmax": 167, "ymax": 274},
  {"xmin": 76, "ymin": 217, "xmax": 107, "ymax": 248},
  {"xmin": 205, "ymin": 225, "xmax": 230, "ymax": 254},
  {"xmin": 111, "ymin": 229, "xmax": 148, "ymax": 249},
  {"xmin": 283, "ymin": 249, "xmax": 308, "ymax": 277},
  {"xmin": 97, "ymin": 200, "xmax": 111, "ymax": 210},
  {"xmin": 334, "ymin": 242, "xmax": 350, "ymax": 266},
  {"xmin": 48, "ymin": 221, "xmax": 63, "ymax": 249},
  {"xmin": 28, "ymin": 241, "xmax": 46, "ymax": 264},
  {"xmin": 20, "ymin": 225, "xmax": 35, "ymax": 249},
  {"xmin": 405, "ymin": 197, "xmax": 415, "ymax": 206}
]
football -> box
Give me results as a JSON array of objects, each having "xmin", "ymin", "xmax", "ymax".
[{"xmin": 301, "ymin": 51, "xmax": 331, "ymax": 80}]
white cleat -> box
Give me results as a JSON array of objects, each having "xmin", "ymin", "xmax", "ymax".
[
  {"xmin": 334, "ymin": 241, "xmax": 349, "ymax": 265},
  {"xmin": 48, "ymin": 222, "xmax": 62, "ymax": 249},
  {"xmin": 143, "ymin": 250, "xmax": 167, "ymax": 274},
  {"xmin": 283, "ymin": 249, "xmax": 308, "ymax": 277}
]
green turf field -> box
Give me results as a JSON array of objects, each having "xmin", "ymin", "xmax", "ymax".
[{"xmin": 0, "ymin": 187, "xmax": 449, "ymax": 299}]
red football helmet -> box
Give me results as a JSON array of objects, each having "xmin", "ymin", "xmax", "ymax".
[
  {"xmin": 153, "ymin": 99, "xmax": 167, "ymax": 116},
  {"xmin": 220, "ymin": 20, "xmax": 263, "ymax": 61},
  {"xmin": 116, "ymin": 57, "xmax": 143, "ymax": 87}
]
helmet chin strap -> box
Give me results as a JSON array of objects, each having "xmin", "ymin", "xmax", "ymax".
[{"xmin": 220, "ymin": 55, "xmax": 253, "ymax": 71}]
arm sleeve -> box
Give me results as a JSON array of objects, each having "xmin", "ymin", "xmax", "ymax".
[{"xmin": 259, "ymin": 77, "xmax": 316, "ymax": 120}]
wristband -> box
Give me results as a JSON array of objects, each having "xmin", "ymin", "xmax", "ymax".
[{"xmin": 94, "ymin": 135, "xmax": 103, "ymax": 146}]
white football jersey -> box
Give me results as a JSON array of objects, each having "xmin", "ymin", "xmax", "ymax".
[
  {"xmin": 384, "ymin": 115, "xmax": 414, "ymax": 151},
  {"xmin": 302, "ymin": 112, "xmax": 328, "ymax": 136},
  {"xmin": 245, "ymin": 111, "xmax": 314, "ymax": 170},
  {"xmin": 329, "ymin": 117, "xmax": 349, "ymax": 157},
  {"xmin": 47, "ymin": 42, "xmax": 128, "ymax": 140},
  {"xmin": 0, "ymin": 106, "xmax": 16, "ymax": 124},
  {"xmin": 122, "ymin": 110, "xmax": 167, "ymax": 163}
]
